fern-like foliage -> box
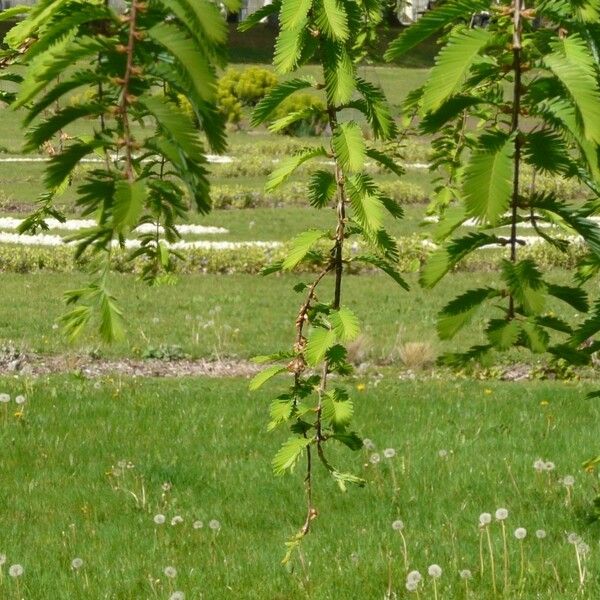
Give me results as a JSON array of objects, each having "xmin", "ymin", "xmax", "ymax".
[
  {"xmin": 243, "ymin": 0, "xmax": 403, "ymax": 561},
  {"xmin": 4, "ymin": 0, "xmax": 236, "ymax": 341},
  {"xmin": 390, "ymin": 0, "xmax": 600, "ymax": 366}
]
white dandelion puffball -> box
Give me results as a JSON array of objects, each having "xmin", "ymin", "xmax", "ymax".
[
  {"xmin": 459, "ymin": 569, "xmax": 472, "ymax": 580},
  {"xmin": 14, "ymin": 395, "xmax": 26, "ymax": 405},
  {"xmin": 577, "ymin": 542, "xmax": 590, "ymax": 557},
  {"xmin": 170, "ymin": 592, "xmax": 185, "ymax": 600},
  {"xmin": 363, "ymin": 438, "xmax": 375, "ymax": 451},
  {"xmin": 392, "ymin": 519, "xmax": 404, "ymax": 531},
  {"xmin": 406, "ymin": 570, "xmax": 422, "ymax": 584},
  {"xmin": 153, "ymin": 514, "xmax": 166, "ymax": 525},
  {"xmin": 9, "ymin": 564, "xmax": 23, "ymax": 578},
  {"xmin": 438, "ymin": 449, "xmax": 448, "ymax": 459},
  {"xmin": 71, "ymin": 558, "xmax": 84, "ymax": 570},
  {"xmin": 495, "ymin": 508, "xmax": 509, "ymax": 521},
  {"xmin": 535, "ymin": 529, "xmax": 546, "ymax": 539},
  {"xmin": 428, "ymin": 564, "xmax": 442, "ymax": 578},
  {"xmin": 405, "ymin": 580, "xmax": 418, "ymax": 592},
  {"xmin": 171, "ymin": 515, "xmax": 184, "ymax": 526},
  {"xmin": 383, "ymin": 448, "xmax": 396, "ymax": 459},
  {"xmin": 369, "ymin": 453, "xmax": 381, "ymax": 465},
  {"xmin": 544, "ymin": 461, "xmax": 555, "ymax": 472},
  {"xmin": 533, "ymin": 458, "xmax": 545, "ymax": 472},
  {"xmin": 164, "ymin": 566, "xmax": 177, "ymax": 579},
  {"xmin": 209, "ymin": 519, "xmax": 221, "ymax": 531},
  {"xmin": 562, "ymin": 475, "xmax": 575, "ymax": 487},
  {"xmin": 0, "ymin": 393, "xmax": 10, "ymax": 403},
  {"xmin": 0, "ymin": 554, "xmax": 6, "ymax": 565},
  {"xmin": 479, "ymin": 512, "xmax": 492, "ymax": 526},
  {"xmin": 514, "ymin": 527, "xmax": 527, "ymax": 540},
  {"xmin": 193, "ymin": 520, "xmax": 204, "ymax": 530},
  {"xmin": 567, "ymin": 533, "xmax": 580, "ymax": 544}
]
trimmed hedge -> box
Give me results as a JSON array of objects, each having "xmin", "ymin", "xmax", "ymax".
[{"xmin": 0, "ymin": 236, "xmax": 587, "ymax": 276}]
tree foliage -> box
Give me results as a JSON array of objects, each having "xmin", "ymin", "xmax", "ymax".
[
  {"xmin": 3, "ymin": 0, "xmax": 236, "ymax": 341},
  {"xmin": 389, "ymin": 0, "xmax": 600, "ymax": 368},
  {"xmin": 245, "ymin": 0, "xmax": 404, "ymax": 562}
]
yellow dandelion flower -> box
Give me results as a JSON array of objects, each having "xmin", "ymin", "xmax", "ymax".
[
  {"xmin": 356, "ymin": 383, "xmax": 366, "ymax": 392},
  {"xmin": 540, "ymin": 400, "xmax": 549, "ymax": 406},
  {"xmin": 484, "ymin": 388, "xmax": 492, "ymax": 395}
]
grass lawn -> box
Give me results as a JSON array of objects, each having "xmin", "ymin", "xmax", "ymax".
[
  {"xmin": 0, "ymin": 271, "xmax": 586, "ymax": 365},
  {"xmin": 0, "ymin": 375, "xmax": 597, "ymax": 599}
]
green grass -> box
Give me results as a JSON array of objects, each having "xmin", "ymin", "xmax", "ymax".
[
  {"xmin": 0, "ymin": 375, "xmax": 597, "ymax": 599},
  {"xmin": 0, "ymin": 271, "xmax": 586, "ymax": 365}
]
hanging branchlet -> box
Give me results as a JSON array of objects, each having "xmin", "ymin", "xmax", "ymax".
[
  {"xmin": 4, "ymin": 0, "xmax": 236, "ymax": 341},
  {"xmin": 387, "ymin": 0, "xmax": 600, "ymax": 369},
  {"xmin": 244, "ymin": 0, "xmax": 407, "ymax": 563}
]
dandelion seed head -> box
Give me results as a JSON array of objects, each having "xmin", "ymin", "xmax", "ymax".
[
  {"xmin": 164, "ymin": 566, "xmax": 177, "ymax": 579},
  {"xmin": 14, "ymin": 395, "xmax": 26, "ymax": 405},
  {"xmin": 71, "ymin": 558, "xmax": 83, "ymax": 570},
  {"xmin": 153, "ymin": 514, "xmax": 166, "ymax": 525},
  {"xmin": 514, "ymin": 527, "xmax": 527, "ymax": 540},
  {"xmin": 567, "ymin": 533, "xmax": 580, "ymax": 544},
  {"xmin": 405, "ymin": 580, "xmax": 418, "ymax": 592},
  {"xmin": 544, "ymin": 461, "xmax": 555, "ymax": 472},
  {"xmin": 169, "ymin": 592, "xmax": 185, "ymax": 600},
  {"xmin": 577, "ymin": 542, "xmax": 590, "ymax": 557},
  {"xmin": 438, "ymin": 449, "xmax": 448, "ymax": 459},
  {"xmin": 369, "ymin": 453, "xmax": 381, "ymax": 465},
  {"xmin": 533, "ymin": 458, "xmax": 545, "ymax": 473},
  {"xmin": 209, "ymin": 519, "xmax": 221, "ymax": 531},
  {"xmin": 479, "ymin": 512, "xmax": 492, "ymax": 526},
  {"xmin": 8, "ymin": 564, "xmax": 23, "ymax": 578},
  {"xmin": 391, "ymin": 519, "xmax": 404, "ymax": 531},
  {"xmin": 193, "ymin": 520, "xmax": 204, "ymax": 530},
  {"xmin": 459, "ymin": 569, "xmax": 472, "ymax": 580},
  {"xmin": 535, "ymin": 529, "xmax": 546, "ymax": 539},
  {"xmin": 171, "ymin": 516, "xmax": 184, "ymax": 526},
  {"xmin": 350, "ymin": 552, "xmax": 359, "ymax": 565},
  {"xmin": 495, "ymin": 508, "xmax": 508, "ymax": 521},
  {"xmin": 428, "ymin": 564, "xmax": 442, "ymax": 578},
  {"xmin": 383, "ymin": 448, "xmax": 396, "ymax": 459},
  {"xmin": 0, "ymin": 394, "xmax": 10, "ymax": 403},
  {"xmin": 0, "ymin": 554, "xmax": 6, "ymax": 566},
  {"xmin": 562, "ymin": 475, "xmax": 575, "ymax": 487},
  {"xmin": 406, "ymin": 570, "xmax": 422, "ymax": 584},
  {"xmin": 363, "ymin": 438, "xmax": 375, "ymax": 451}
]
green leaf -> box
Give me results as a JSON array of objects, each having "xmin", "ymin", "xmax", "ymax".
[
  {"xmin": 156, "ymin": 0, "xmax": 227, "ymax": 44},
  {"xmin": 308, "ymin": 170, "xmax": 337, "ymax": 208},
  {"xmin": 520, "ymin": 321, "xmax": 550, "ymax": 353},
  {"xmin": 238, "ymin": 1, "xmax": 280, "ymax": 31},
  {"xmin": 274, "ymin": 21, "xmax": 307, "ymax": 73},
  {"xmin": 322, "ymin": 388, "xmax": 353, "ymax": 429},
  {"xmin": 99, "ymin": 289, "xmax": 124, "ymax": 343},
  {"xmin": 523, "ymin": 129, "xmax": 575, "ymax": 175},
  {"xmin": 333, "ymin": 122, "xmax": 366, "ymax": 173},
  {"xmin": 353, "ymin": 255, "xmax": 409, "ymax": 290},
  {"xmin": 346, "ymin": 173, "xmax": 384, "ymax": 233},
  {"xmin": 249, "ymin": 365, "xmax": 288, "ymax": 391},
  {"xmin": 501, "ymin": 259, "xmax": 546, "ymax": 315},
  {"xmin": 272, "ymin": 436, "xmax": 311, "ymax": 475},
  {"xmin": 316, "ymin": 0, "xmax": 348, "ymax": 40},
  {"xmin": 385, "ymin": 0, "xmax": 490, "ymax": 60},
  {"xmin": 438, "ymin": 287, "xmax": 501, "ymax": 340},
  {"xmin": 332, "ymin": 431, "xmax": 363, "ymax": 450},
  {"xmin": 545, "ymin": 34, "xmax": 600, "ymax": 143},
  {"xmin": 268, "ymin": 399, "xmax": 294, "ymax": 431},
  {"xmin": 280, "ymin": 0, "xmax": 312, "ymax": 29},
  {"xmin": 420, "ymin": 233, "xmax": 497, "ymax": 288},
  {"xmin": 330, "ymin": 307, "xmax": 360, "ymax": 342},
  {"xmin": 252, "ymin": 78, "xmax": 314, "ymax": 126},
  {"xmin": 266, "ymin": 147, "xmax": 327, "ymax": 191},
  {"xmin": 486, "ymin": 319, "xmax": 521, "ymax": 350},
  {"xmin": 148, "ymin": 22, "xmax": 216, "ymax": 102},
  {"xmin": 546, "ymin": 284, "xmax": 589, "ymax": 312},
  {"xmin": 323, "ymin": 42, "xmax": 356, "ymax": 105},
  {"xmin": 420, "ymin": 95, "xmax": 484, "ymax": 134},
  {"xmin": 366, "ymin": 148, "xmax": 404, "ymax": 176},
  {"xmin": 305, "ymin": 327, "xmax": 337, "ymax": 366},
  {"xmin": 421, "ymin": 28, "xmax": 491, "ymax": 113},
  {"xmin": 463, "ymin": 134, "xmax": 514, "ymax": 224},
  {"xmin": 331, "ymin": 470, "xmax": 366, "ymax": 491},
  {"xmin": 113, "ymin": 179, "xmax": 146, "ymax": 234},
  {"xmin": 571, "ymin": 299, "xmax": 600, "ymax": 345},
  {"xmin": 283, "ymin": 229, "xmax": 328, "ymax": 270}
]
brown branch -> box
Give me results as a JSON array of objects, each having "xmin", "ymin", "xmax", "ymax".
[{"xmin": 508, "ymin": 0, "xmax": 524, "ymax": 319}]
